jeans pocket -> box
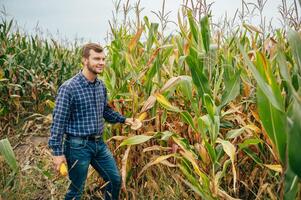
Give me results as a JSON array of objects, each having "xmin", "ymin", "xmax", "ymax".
[{"xmin": 69, "ymin": 138, "xmax": 87, "ymax": 150}]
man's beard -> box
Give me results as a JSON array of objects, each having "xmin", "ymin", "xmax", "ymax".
[{"xmin": 87, "ymin": 61, "xmax": 99, "ymax": 75}]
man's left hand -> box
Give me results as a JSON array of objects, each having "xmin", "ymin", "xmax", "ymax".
[{"xmin": 125, "ymin": 118, "xmax": 142, "ymax": 130}]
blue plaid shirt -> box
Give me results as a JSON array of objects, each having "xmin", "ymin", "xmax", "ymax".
[{"xmin": 48, "ymin": 70, "xmax": 126, "ymax": 156}]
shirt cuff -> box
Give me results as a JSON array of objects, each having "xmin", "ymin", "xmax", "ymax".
[
  {"xmin": 51, "ymin": 147, "xmax": 64, "ymax": 156},
  {"xmin": 118, "ymin": 116, "xmax": 126, "ymax": 123}
]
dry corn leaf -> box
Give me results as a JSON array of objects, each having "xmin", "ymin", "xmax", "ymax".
[
  {"xmin": 121, "ymin": 146, "xmax": 131, "ymax": 190},
  {"xmin": 143, "ymin": 145, "xmax": 172, "ymax": 153},
  {"xmin": 138, "ymin": 154, "xmax": 175, "ymax": 177},
  {"xmin": 128, "ymin": 26, "xmax": 144, "ymax": 52},
  {"xmin": 263, "ymin": 164, "xmax": 282, "ymax": 173},
  {"xmin": 140, "ymin": 95, "xmax": 156, "ymax": 113}
]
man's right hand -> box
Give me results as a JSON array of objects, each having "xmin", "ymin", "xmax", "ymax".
[{"xmin": 53, "ymin": 155, "xmax": 67, "ymax": 171}]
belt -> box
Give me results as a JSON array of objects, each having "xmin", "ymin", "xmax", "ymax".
[{"xmin": 66, "ymin": 134, "xmax": 103, "ymax": 141}]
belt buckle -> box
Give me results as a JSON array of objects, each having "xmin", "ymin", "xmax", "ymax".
[
  {"xmin": 95, "ymin": 135, "xmax": 102, "ymax": 141},
  {"xmin": 89, "ymin": 135, "xmax": 102, "ymax": 141}
]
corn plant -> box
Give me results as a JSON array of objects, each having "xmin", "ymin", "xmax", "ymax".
[{"xmin": 1, "ymin": 0, "xmax": 301, "ymax": 199}]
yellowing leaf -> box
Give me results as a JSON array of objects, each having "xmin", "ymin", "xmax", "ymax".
[
  {"xmin": 180, "ymin": 150, "xmax": 207, "ymax": 182},
  {"xmin": 173, "ymin": 137, "xmax": 208, "ymax": 185},
  {"xmin": 217, "ymin": 138, "xmax": 237, "ymax": 192},
  {"xmin": 154, "ymin": 93, "xmax": 181, "ymax": 112},
  {"xmin": 264, "ymin": 164, "xmax": 282, "ymax": 173},
  {"xmin": 128, "ymin": 26, "xmax": 144, "ymax": 51},
  {"xmin": 138, "ymin": 154, "xmax": 175, "ymax": 177},
  {"xmin": 245, "ymin": 124, "xmax": 261, "ymax": 134},
  {"xmin": 138, "ymin": 112, "xmax": 147, "ymax": 121},
  {"xmin": 0, "ymin": 68, "xmax": 4, "ymax": 79},
  {"xmin": 143, "ymin": 145, "xmax": 172, "ymax": 152},
  {"xmin": 46, "ymin": 100, "xmax": 55, "ymax": 109}
]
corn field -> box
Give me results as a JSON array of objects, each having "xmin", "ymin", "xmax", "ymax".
[{"xmin": 1, "ymin": 0, "xmax": 301, "ymax": 199}]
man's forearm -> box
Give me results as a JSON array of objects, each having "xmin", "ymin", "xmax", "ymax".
[{"xmin": 103, "ymin": 104, "xmax": 126, "ymax": 123}]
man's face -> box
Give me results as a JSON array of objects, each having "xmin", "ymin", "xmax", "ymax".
[{"xmin": 84, "ymin": 49, "xmax": 106, "ymax": 74}]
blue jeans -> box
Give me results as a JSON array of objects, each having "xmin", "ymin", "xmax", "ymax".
[{"xmin": 63, "ymin": 136, "xmax": 121, "ymax": 200}]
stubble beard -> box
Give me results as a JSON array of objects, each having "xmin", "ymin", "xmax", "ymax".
[{"xmin": 87, "ymin": 61, "xmax": 99, "ymax": 75}]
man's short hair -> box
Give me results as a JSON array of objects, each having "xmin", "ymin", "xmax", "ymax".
[{"xmin": 82, "ymin": 43, "xmax": 104, "ymax": 58}]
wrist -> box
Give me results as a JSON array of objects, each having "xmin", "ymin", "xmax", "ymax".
[{"xmin": 125, "ymin": 118, "xmax": 130, "ymax": 125}]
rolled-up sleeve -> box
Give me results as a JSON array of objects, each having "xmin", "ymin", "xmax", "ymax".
[{"xmin": 48, "ymin": 84, "xmax": 72, "ymax": 156}]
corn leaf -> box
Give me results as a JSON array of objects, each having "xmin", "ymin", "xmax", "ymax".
[
  {"xmin": 239, "ymin": 44, "xmax": 284, "ymax": 112},
  {"xmin": 155, "ymin": 93, "xmax": 181, "ymax": 112},
  {"xmin": 220, "ymin": 69, "xmax": 241, "ymax": 109},
  {"xmin": 200, "ymin": 15, "xmax": 210, "ymax": 53},
  {"xmin": 118, "ymin": 135, "xmax": 153, "ymax": 148},
  {"xmin": 288, "ymin": 30, "xmax": 301, "ymax": 73},
  {"xmin": 180, "ymin": 111, "xmax": 197, "ymax": 132},
  {"xmin": 288, "ymin": 100, "xmax": 301, "ymax": 179},
  {"xmin": 138, "ymin": 154, "xmax": 175, "ymax": 177},
  {"xmin": 187, "ymin": 10, "xmax": 199, "ymax": 43},
  {"xmin": 0, "ymin": 138, "xmax": 19, "ymax": 173},
  {"xmin": 257, "ymin": 88, "xmax": 287, "ymax": 164},
  {"xmin": 216, "ymin": 138, "xmax": 237, "ymax": 192}
]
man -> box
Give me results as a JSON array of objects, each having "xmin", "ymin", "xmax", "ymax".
[{"xmin": 48, "ymin": 43, "xmax": 140, "ymax": 200}]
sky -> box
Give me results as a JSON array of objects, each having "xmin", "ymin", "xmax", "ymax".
[{"xmin": 0, "ymin": 0, "xmax": 299, "ymax": 44}]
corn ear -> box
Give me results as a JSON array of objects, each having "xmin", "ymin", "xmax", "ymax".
[{"xmin": 60, "ymin": 163, "xmax": 68, "ymax": 176}]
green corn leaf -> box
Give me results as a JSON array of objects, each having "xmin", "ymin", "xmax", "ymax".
[
  {"xmin": 238, "ymin": 138, "xmax": 263, "ymax": 149},
  {"xmin": 241, "ymin": 148, "xmax": 263, "ymax": 165},
  {"xmin": 204, "ymin": 140, "xmax": 217, "ymax": 164},
  {"xmin": 186, "ymin": 47, "xmax": 211, "ymax": 98},
  {"xmin": 0, "ymin": 138, "xmax": 19, "ymax": 173},
  {"xmin": 200, "ymin": 15, "xmax": 210, "ymax": 53},
  {"xmin": 284, "ymin": 165, "xmax": 299, "ymax": 200},
  {"xmin": 203, "ymin": 93, "xmax": 215, "ymax": 121},
  {"xmin": 288, "ymin": 100, "xmax": 301, "ymax": 179},
  {"xmin": 146, "ymin": 23, "xmax": 159, "ymax": 52},
  {"xmin": 178, "ymin": 163, "xmax": 215, "ymax": 200},
  {"xmin": 180, "ymin": 111, "xmax": 197, "ymax": 132},
  {"xmin": 220, "ymin": 69, "xmax": 241, "ymax": 109},
  {"xmin": 288, "ymin": 30, "xmax": 301, "ymax": 73},
  {"xmin": 119, "ymin": 135, "xmax": 153, "ymax": 148},
  {"xmin": 257, "ymin": 88, "xmax": 287, "ymax": 164},
  {"xmin": 187, "ymin": 10, "xmax": 199, "ymax": 43},
  {"xmin": 239, "ymin": 44, "xmax": 284, "ymax": 112}
]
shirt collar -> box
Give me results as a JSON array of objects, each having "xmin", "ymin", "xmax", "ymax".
[{"xmin": 78, "ymin": 70, "xmax": 100, "ymax": 86}]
